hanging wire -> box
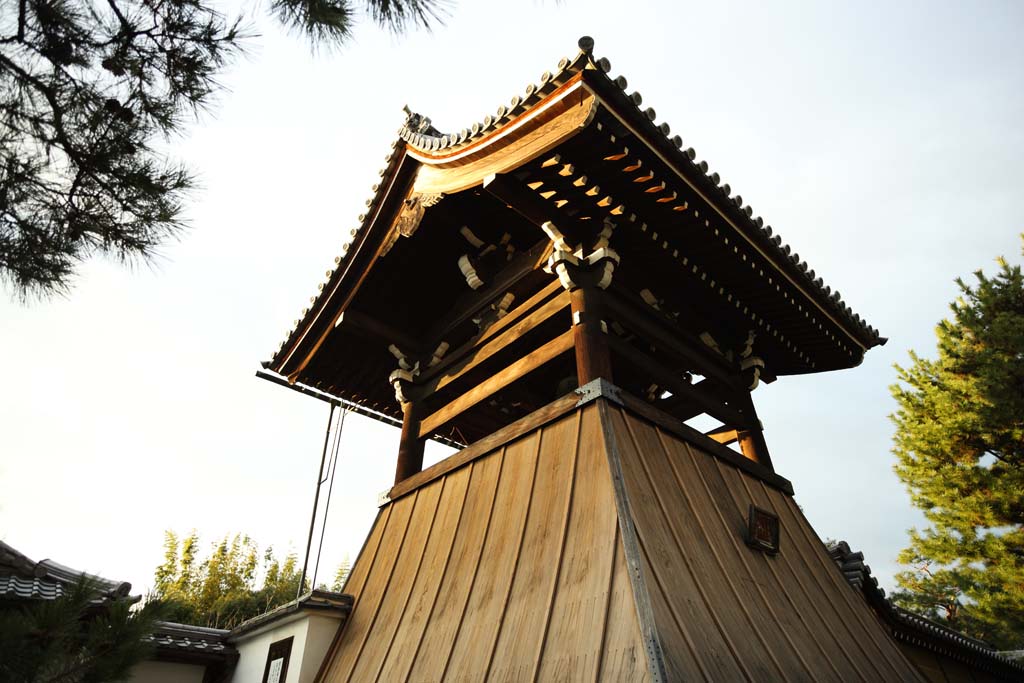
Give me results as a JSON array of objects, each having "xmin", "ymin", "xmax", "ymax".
[
  {"xmin": 298, "ymin": 403, "xmax": 336, "ymax": 599},
  {"xmin": 312, "ymin": 407, "xmax": 346, "ymax": 590}
]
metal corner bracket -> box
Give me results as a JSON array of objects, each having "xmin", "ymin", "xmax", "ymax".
[{"xmin": 574, "ymin": 378, "xmax": 624, "ymax": 407}]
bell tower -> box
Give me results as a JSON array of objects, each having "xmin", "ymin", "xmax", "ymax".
[{"xmin": 259, "ymin": 37, "xmax": 926, "ymax": 682}]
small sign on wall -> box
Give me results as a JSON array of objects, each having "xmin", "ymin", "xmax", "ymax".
[
  {"xmin": 262, "ymin": 636, "xmax": 294, "ymax": 683},
  {"xmin": 746, "ymin": 504, "xmax": 780, "ymax": 555},
  {"xmin": 267, "ymin": 658, "xmax": 284, "ymax": 683}
]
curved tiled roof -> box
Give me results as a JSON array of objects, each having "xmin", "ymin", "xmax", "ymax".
[
  {"xmin": 394, "ymin": 36, "xmax": 884, "ymax": 350},
  {"xmin": 268, "ymin": 35, "xmax": 884, "ymax": 380},
  {"xmin": 828, "ymin": 541, "xmax": 1024, "ymax": 678},
  {"xmin": 0, "ymin": 540, "xmax": 132, "ymax": 603},
  {"xmin": 146, "ymin": 621, "xmax": 234, "ymax": 655}
]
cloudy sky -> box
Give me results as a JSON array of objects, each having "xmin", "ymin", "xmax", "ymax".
[{"xmin": 2, "ymin": 0, "xmax": 1022, "ymax": 600}]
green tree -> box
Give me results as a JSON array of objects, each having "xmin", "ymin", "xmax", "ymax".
[
  {"xmin": 0, "ymin": 577, "xmax": 165, "ymax": 682},
  {"xmin": 889, "ymin": 237, "xmax": 1024, "ymax": 649},
  {"xmin": 330, "ymin": 553, "xmax": 351, "ymax": 592},
  {"xmin": 152, "ymin": 530, "xmax": 307, "ymax": 629},
  {"xmin": 1, "ymin": 0, "xmax": 442, "ymax": 297}
]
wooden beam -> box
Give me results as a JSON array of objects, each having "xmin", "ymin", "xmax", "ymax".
[
  {"xmin": 470, "ymin": 279, "xmax": 563, "ymax": 355},
  {"xmin": 605, "ymin": 333, "xmax": 748, "ymax": 428},
  {"xmin": 417, "ymin": 279, "xmax": 564, "ymax": 385},
  {"xmin": 418, "ymin": 329, "xmax": 575, "ymax": 438},
  {"xmin": 706, "ymin": 426, "xmax": 739, "ymax": 446},
  {"xmin": 424, "ymin": 238, "xmax": 552, "ymax": 343},
  {"xmin": 658, "ymin": 377, "xmax": 736, "ymax": 421},
  {"xmin": 603, "ymin": 287, "xmax": 736, "ymax": 385},
  {"xmin": 389, "ymin": 391, "xmax": 582, "ymax": 501},
  {"xmin": 413, "ymin": 290, "xmax": 571, "ymax": 399},
  {"xmin": 484, "ymin": 172, "xmax": 585, "ymax": 235},
  {"xmin": 614, "ymin": 388, "xmax": 793, "ymax": 495},
  {"xmin": 335, "ymin": 309, "xmax": 423, "ymax": 355}
]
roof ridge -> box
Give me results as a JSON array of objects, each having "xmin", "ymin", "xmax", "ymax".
[{"xmin": 397, "ymin": 38, "xmax": 594, "ymax": 153}]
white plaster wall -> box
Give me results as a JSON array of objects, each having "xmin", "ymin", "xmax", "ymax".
[
  {"xmin": 230, "ymin": 618, "xmax": 310, "ymax": 683},
  {"xmin": 297, "ymin": 615, "xmax": 342, "ymax": 683},
  {"xmin": 228, "ymin": 611, "xmax": 345, "ymax": 683},
  {"xmin": 128, "ymin": 660, "xmax": 206, "ymax": 683}
]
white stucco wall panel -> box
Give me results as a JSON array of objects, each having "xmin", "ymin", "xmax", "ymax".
[
  {"xmin": 298, "ymin": 614, "xmax": 343, "ymax": 682},
  {"xmin": 228, "ymin": 610, "xmax": 345, "ymax": 683},
  {"xmin": 230, "ymin": 618, "xmax": 310, "ymax": 683}
]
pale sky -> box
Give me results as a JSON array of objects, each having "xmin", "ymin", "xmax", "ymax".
[{"xmin": 2, "ymin": 0, "xmax": 1022, "ymax": 602}]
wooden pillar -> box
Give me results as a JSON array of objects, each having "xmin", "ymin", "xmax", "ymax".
[
  {"xmin": 733, "ymin": 392, "xmax": 773, "ymax": 470},
  {"xmin": 394, "ymin": 400, "xmax": 425, "ymax": 484},
  {"xmin": 570, "ymin": 286, "xmax": 613, "ymax": 385}
]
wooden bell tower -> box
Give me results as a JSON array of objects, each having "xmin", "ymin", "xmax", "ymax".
[{"xmin": 259, "ymin": 37, "xmax": 927, "ymax": 683}]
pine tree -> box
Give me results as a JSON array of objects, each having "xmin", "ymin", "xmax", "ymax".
[
  {"xmin": 0, "ymin": 577, "xmax": 165, "ymax": 682},
  {"xmin": 890, "ymin": 236, "xmax": 1024, "ymax": 649},
  {"xmin": 1, "ymin": 0, "xmax": 443, "ymax": 297}
]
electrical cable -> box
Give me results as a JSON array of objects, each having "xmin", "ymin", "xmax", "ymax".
[{"xmin": 312, "ymin": 407, "xmax": 346, "ymax": 590}]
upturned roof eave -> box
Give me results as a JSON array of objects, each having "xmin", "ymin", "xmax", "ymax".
[{"xmin": 265, "ymin": 36, "xmax": 886, "ymax": 383}]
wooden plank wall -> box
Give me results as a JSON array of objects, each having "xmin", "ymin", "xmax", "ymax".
[
  {"xmin": 603, "ymin": 404, "xmax": 927, "ymax": 683},
  {"xmin": 319, "ymin": 403, "xmax": 648, "ymax": 682}
]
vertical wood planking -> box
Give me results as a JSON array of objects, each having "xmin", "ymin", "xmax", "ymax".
[
  {"xmin": 441, "ymin": 431, "xmax": 541, "ymax": 681},
  {"xmin": 338, "ymin": 506, "xmax": 390, "ymax": 600},
  {"xmin": 769, "ymin": 484, "xmax": 926, "ymax": 681},
  {"xmin": 323, "ymin": 493, "xmax": 416, "ymax": 682},
  {"xmin": 597, "ymin": 401, "xmax": 668, "ymax": 683},
  {"xmin": 720, "ymin": 457, "xmax": 872, "ymax": 680},
  {"xmin": 347, "ymin": 484, "xmax": 444, "ymax": 682},
  {"xmin": 405, "ymin": 451, "xmax": 505, "ymax": 682},
  {"xmin": 536, "ymin": 405, "xmax": 619, "ymax": 682},
  {"xmin": 620, "ymin": 416, "xmax": 787, "ymax": 681},
  {"xmin": 682, "ymin": 438, "xmax": 845, "ymax": 680},
  {"xmin": 315, "ymin": 505, "xmax": 392, "ymax": 682},
  {"xmin": 663, "ymin": 430, "xmax": 823, "ymax": 679},
  {"xmin": 373, "ymin": 466, "xmax": 472, "ymax": 682},
  {"xmin": 598, "ymin": 528, "xmax": 649, "ymax": 683},
  {"xmin": 484, "ymin": 413, "xmax": 581, "ymax": 682},
  {"xmin": 527, "ymin": 410, "xmax": 583, "ymax": 682},
  {"xmin": 608, "ymin": 405, "xmax": 745, "ymax": 681}
]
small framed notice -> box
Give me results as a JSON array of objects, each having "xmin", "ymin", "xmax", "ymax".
[
  {"xmin": 746, "ymin": 504, "xmax": 780, "ymax": 555},
  {"xmin": 262, "ymin": 636, "xmax": 294, "ymax": 683},
  {"xmin": 267, "ymin": 658, "xmax": 284, "ymax": 683}
]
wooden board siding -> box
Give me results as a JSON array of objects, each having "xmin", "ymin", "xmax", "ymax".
[
  {"xmin": 319, "ymin": 403, "xmax": 646, "ymax": 682},
  {"xmin": 603, "ymin": 403, "xmax": 926, "ymax": 682},
  {"xmin": 320, "ymin": 396, "xmax": 925, "ymax": 682}
]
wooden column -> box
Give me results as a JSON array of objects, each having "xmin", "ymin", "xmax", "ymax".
[
  {"xmin": 394, "ymin": 400, "xmax": 425, "ymax": 484},
  {"xmin": 570, "ymin": 286, "xmax": 613, "ymax": 385},
  {"xmin": 733, "ymin": 392, "xmax": 773, "ymax": 470}
]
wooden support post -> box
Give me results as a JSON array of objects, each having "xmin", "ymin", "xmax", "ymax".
[
  {"xmin": 570, "ymin": 287, "xmax": 613, "ymax": 385},
  {"xmin": 732, "ymin": 391, "xmax": 774, "ymax": 470},
  {"xmin": 394, "ymin": 400, "xmax": 425, "ymax": 484}
]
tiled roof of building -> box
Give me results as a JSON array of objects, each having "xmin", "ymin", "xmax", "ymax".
[
  {"xmin": 229, "ymin": 588, "xmax": 352, "ymax": 640},
  {"xmin": 267, "ymin": 35, "xmax": 884, "ymax": 375},
  {"xmin": 0, "ymin": 540, "xmax": 132, "ymax": 603},
  {"xmin": 146, "ymin": 621, "xmax": 235, "ymax": 655},
  {"xmin": 829, "ymin": 541, "xmax": 1024, "ymax": 679}
]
